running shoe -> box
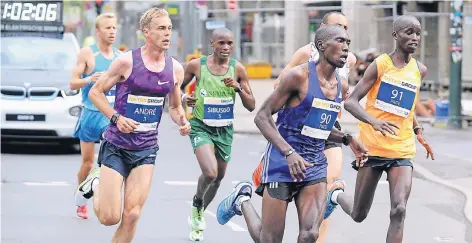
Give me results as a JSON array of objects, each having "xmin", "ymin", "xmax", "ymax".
[
  {"xmin": 189, "ymin": 205, "xmax": 206, "ymax": 231},
  {"xmin": 189, "ymin": 229, "xmax": 204, "ymax": 241},
  {"xmin": 324, "ymin": 179, "xmax": 345, "ymax": 219},
  {"xmin": 76, "ymin": 205, "xmax": 88, "ymax": 219},
  {"xmin": 74, "ymin": 167, "xmax": 100, "ymax": 206},
  {"xmin": 216, "ymin": 181, "xmax": 253, "ymax": 225}
]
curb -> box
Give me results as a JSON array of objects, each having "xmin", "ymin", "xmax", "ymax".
[{"xmin": 413, "ymin": 163, "xmax": 472, "ymax": 224}]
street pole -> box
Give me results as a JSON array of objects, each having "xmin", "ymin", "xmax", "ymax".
[{"xmin": 448, "ymin": 0, "xmax": 463, "ymax": 129}]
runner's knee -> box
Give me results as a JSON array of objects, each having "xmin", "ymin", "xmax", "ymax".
[
  {"xmin": 202, "ymin": 169, "xmax": 218, "ymax": 182},
  {"xmin": 214, "ymin": 170, "xmax": 226, "ymax": 183},
  {"xmin": 80, "ymin": 159, "xmax": 94, "ymax": 169},
  {"xmin": 97, "ymin": 211, "xmax": 121, "ymax": 226},
  {"xmin": 389, "ymin": 203, "xmax": 406, "ymax": 221},
  {"xmin": 260, "ymin": 229, "xmax": 283, "ymax": 243},
  {"xmin": 81, "ymin": 150, "xmax": 95, "ymax": 165},
  {"xmin": 122, "ymin": 205, "xmax": 142, "ymax": 226},
  {"xmin": 351, "ymin": 209, "xmax": 368, "ymax": 223},
  {"xmin": 298, "ymin": 229, "xmax": 319, "ymax": 243}
]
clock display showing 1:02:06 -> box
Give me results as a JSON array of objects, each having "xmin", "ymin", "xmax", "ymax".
[{"xmin": 2, "ymin": 2, "xmax": 60, "ymax": 22}]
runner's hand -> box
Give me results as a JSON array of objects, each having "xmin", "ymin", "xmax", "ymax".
[
  {"xmin": 91, "ymin": 72, "xmax": 104, "ymax": 82},
  {"xmin": 286, "ymin": 151, "xmax": 313, "ymax": 182},
  {"xmin": 222, "ymin": 77, "xmax": 239, "ymax": 89},
  {"xmin": 116, "ymin": 116, "xmax": 139, "ymax": 134},
  {"xmin": 349, "ymin": 139, "xmax": 369, "ymax": 168},
  {"xmin": 179, "ymin": 115, "xmax": 191, "ymax": 136},
  {"xmin": 186, "ymin": 92, "xmax": 198, "ymax": 108},
  {"xmin": 416, "ymin": 129, "xmax": 434, "ymax": 160},
  {"xmin": 371, "ymin": 119, "xmax": 399, "ymax": 136}
]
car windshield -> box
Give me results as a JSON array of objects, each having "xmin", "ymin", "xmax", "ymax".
[{"xmin": 1, "ymin": 37, "xmax": 77, "ymax": 70}]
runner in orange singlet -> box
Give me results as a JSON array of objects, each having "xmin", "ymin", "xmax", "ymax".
[{"xmin": 325, "ymin": 15, "xmax": 434, "ymax": 243}]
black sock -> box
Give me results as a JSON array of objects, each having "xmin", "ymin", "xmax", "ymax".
[{"xmin": 193, "ymin": 195, "xmax": 203, "ymax": 208}]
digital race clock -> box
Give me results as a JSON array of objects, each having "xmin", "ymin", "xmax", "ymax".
[{"xmin": 1, "ymin": 1, "xmax": 64, "ymax": 37}]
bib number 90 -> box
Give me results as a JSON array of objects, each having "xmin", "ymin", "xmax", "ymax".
[{"xmin": 321, "ymin": 113, "xmax": 332, "ymax": 125}]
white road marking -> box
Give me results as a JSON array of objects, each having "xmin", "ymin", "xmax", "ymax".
[
  {"xmin": 434, "ymin": 236, "xmax": 454, "ymax": 242},
  {"xmin": 378, "ymin": 180, "xmax": 389, "ymax": 185},
  {"xmin": 249, "ymin": 151, "xmax": 261, "ymax": 157},
  {"xmin": 164, "ymin": 181, "xmax": 197, "ymax": 186},
  {"xmin": 234, "ymin": 134, "xmax": 248, "ymax": 139},
  {"xmin": 185, "ymin": 201, "xmax": 247, "ymax": 232},
  {"xmin": 23, "ymin": 181, "xmax": 70, "ymax": 186}
]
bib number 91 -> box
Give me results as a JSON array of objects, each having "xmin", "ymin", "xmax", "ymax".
[{"xmin": 391, "ymin": 89, "xmax": 404, "ymax": 101}]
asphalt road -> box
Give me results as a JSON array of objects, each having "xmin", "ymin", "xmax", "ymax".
[{"xmin": 1, "ymin": 114, "xmax": 470, "ymax": 243}]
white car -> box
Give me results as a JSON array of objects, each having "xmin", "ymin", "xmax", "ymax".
[{"xmin": 1, "ymin": 33, "xmax": 83, "ymax": 147}]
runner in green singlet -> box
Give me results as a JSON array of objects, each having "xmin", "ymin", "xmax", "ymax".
[{"xmin": 181, "ymin": 27, "xmax": 256, "ymax": 241}]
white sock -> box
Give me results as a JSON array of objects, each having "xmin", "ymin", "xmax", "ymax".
[
  {"xmin": 236, "ymin": 195, "xmax": 251, "ymax": 212},
  {"xmin": 91, "ymin": 178, "xmax": 100, "ymax": 192},
  {"xmin": 331, "ymin": 190, "xmax": 343, "ymax": 204}
]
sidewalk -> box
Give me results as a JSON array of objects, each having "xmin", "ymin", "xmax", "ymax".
[{"xmin": 234, "ymin": 78, "xmax": 472, "ymax": 224}]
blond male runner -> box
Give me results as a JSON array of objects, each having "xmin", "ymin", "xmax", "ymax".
[
  {"xmin": 74, "ymin": 8, "xmax": 191, "ymax": 242},
  {"xmin": 70, "ymin": 13, "xmax": 120, "ymax": 219}
]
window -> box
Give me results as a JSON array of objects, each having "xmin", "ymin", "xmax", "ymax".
[{"xmin": 1, "ymin": 37, "xmax": 77, "ymax": 70}]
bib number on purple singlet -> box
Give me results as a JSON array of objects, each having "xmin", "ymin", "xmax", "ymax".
[{"xmin": 125, "ymin": 95, "xmax": 164, "ymax": 132}]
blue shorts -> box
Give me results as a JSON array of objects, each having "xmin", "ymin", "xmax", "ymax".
[
  {"xmin": 97, "ymin": 140, "xmax": 158, "ymax": 178},
  {"xmin": 73, "ymin": 108, "xmax": 109, "ymax": 142}
]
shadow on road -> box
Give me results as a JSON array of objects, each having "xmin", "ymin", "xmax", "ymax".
[{"xmin": 1, "ymin": 143, "xmax": 80, "ymax": 155}]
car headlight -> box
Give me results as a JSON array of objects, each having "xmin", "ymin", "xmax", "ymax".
[
  {"xmin": 62, "ymin": 89, "xmax": 79, "ymax": 96},
  {"xmin": 69, "ymin": 106, "xmax": 82, "ymax": 117}
]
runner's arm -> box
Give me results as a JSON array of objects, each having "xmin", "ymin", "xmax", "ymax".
[
  {"xmin": 342, "ymin": 53, "xmax": 357, "ymax": 100},
  {"xmin": 89, "ymin": 54, "xmax": 131, "ymax": 119},
  {"xmin": 341, "ymin": 78, "xmax": 350, "ymax": 100},
  {"xmin": 181, "ymin": 59, "xmax": 199, "ymax": 91},
  {"xmin": 236, "ymin": 62, "xmax": 255, "ymax": 111},
  {"xmin": 344, "ymin": 60, "xmax": 379, "ymax": 125},
  {"xmin": 169, "ymin": 59, "xmax": 188, "ymax": 125},
  {"xmin": 255, "ymin": 66, "xmax": 303, "ymax": 155},
  {"xmin": 413, "ymin": 61, "xmax": 428, "ymax": 131},
  {"xmin": 69, "ymin": 48, "xmax": 91, "ymax": 90},
  {"xmin": 327, "ymin": 128, "xmax": 348, "ymax": 143},
  {"xmin": 274, "ymin": 44, "xmax": 311, "ymax": 89}
]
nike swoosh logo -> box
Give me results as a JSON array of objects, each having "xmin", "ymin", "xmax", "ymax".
[{"xmin": 158, "ymin": 81, "xmax": 170, "ymax": 85}]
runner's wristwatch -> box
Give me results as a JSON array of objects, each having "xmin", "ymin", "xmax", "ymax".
[
  {"xmin": 284, "ymin": 148, "xmax": 295, "ymax": 158},
  {"xmin": 342, "ymin": 133, "xmax": 353, "ymax": 146},
  {"xmin": 235, "ymin": 83, "xmax": 242, "ymax": 92},
  {"xmin": 110, "ymin": 113, "xmax": 120, "ymax": 125},
  {"xmin": 414, "ymin": 126, "xmax": 423, "ymax": 135}
]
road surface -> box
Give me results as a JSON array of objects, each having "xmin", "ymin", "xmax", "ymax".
[{"xmin": 1, "ymin": 114, "xmax": 470, "ymax": 243}]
